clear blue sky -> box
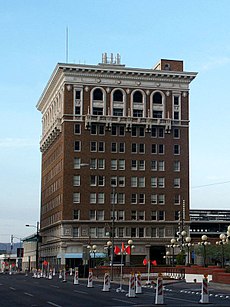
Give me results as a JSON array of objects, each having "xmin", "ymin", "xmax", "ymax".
[{"xmin": 1, "ymin": 0, "xmax": 230, "ymax": 242}]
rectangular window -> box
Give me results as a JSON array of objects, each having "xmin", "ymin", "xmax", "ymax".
[
  {"xmin": 151, "ymin": 211, "xmax": 157, "ymax": 220},
  {"xmin": 98, "ymin": 192, "xmax": 105, "ymax": 204},
  {"xmin": 98, "ymin": 159, "xmax": 105, "ymax": 169},
  {"xmin": 119, "ymin": 142, "xmax": 125, "ymax": 153},
  {"xmin": 174, "ymin": 96, "xmax": 179, "ymax": 106},
  {"xmin": 74, "ymin": 141, "xmax": 81, "ymax": 152},
  {"xmin": 139, "ymin": 227, "xmax": 144, "ymax": 237},
  {"xmin": 119, "ymin": 126, "xmax": 125, "ymax": 136},
  {"xmin": 158, "ymin": 128, "xmax": 164, "ymax": 138},
  {"xmin": 73, "ymin": 227, "xmax": 79, "ymax": 237},
  {"xmin": 133, "ymin": 110, "xmax": 143, "ymax": 117},
  {"xmin": 111, "ymin": 125, "xmax": 117, "ymax": 136},
  {"xmin": 139, "ymin": 160, "xmax": 145, "ymax": 170},
  {"xmin": 158, "ymin": 211, "xmax": 165, "ymax": 221},
  {"xmin": 131, "ymin": 176, "xmax": 138, "ymax": 187},
  {"xmin": 118, "ymin": 210, "xmax": 125, "ymax": 220},
  {"xmin": 111, "ymin": 142, "xmax": 117, "ymax": 152},
  {"xmin": 74, "ymin": 124, "xmax": 81, "ymax": 134},
  {"xmin": 118, "ymin": 227, "xmax": 124, "ymax": 237},
  {"xmin": 73, "ymin": 209, "xmax": 79, "ymax": 220},
  {"xmin": 118, "ymin": 177, "xmax": 125, "ymax": 187},
  {"xmin": 113, "ymin": 108, "xmax": 123, "ymax": 116},
  {"xmin": 73, "ymin": 192, "xmax": 80, "ymax": 203},
  {"xmin": 131, "ymin": 160, "xmax": 137, "ymax": 170},
  {"xmin": 131, "ymin": 227, "xmax": 137, "ymax": 237},
  {"xmin": 131, "ymin": 143, "xmax": 137, "ymax": 153},
  {"xmin": 90, "ymin": 141, "xmax": 97, "ymax": 152},
  {"xmin": 139, "ymin": 177, "xmax": 145, "ymax": 187},
  {"xmin": 174, "ymin": 144, "xmax": 180, "ymax": 155},
  {"xmin": 158, "ymin": 177, "xmax": 165, "ymax": 188},
  {"xmin": 118, "ymin": 159, "xmax": 125, "ymax": 170},
  {"xmin": 173, "ymin": 128, "xmax": 180, "ymax": 138},
  {"xmin": 131, "ymin": 126, "xmax": 137, "ymax": 137},
  {"xmin": 89, "ymin": 210, "xmax": 96, "ymax": 220},
  {"xmin": 73, "ymin": 175, "xmax": 80, "ymax": 186},
  {"xmin": 93, "ymin": 107, "xmax": 103, "ymax": 115},
  {"xmin": 174, "ymin": 178, "xmax": 180, "ymax": 188},
  {"xmin": 151, "ymin": 177, "xmax": 157, "ymax": 188},
  {"xmin": 151, "ymin": 160, "xmax": 157, "ymax": 171},
  {"xmin": 99, "ymin": 125, "xmax": 105, "ymax": 135},
  {"xmin": 131, "ymin": 210, "xmax": 137, "ymax": 220},
  {"xmin": 139, "ymin": 193, "xmax": 145, "ymax": 204},
  {"xmin": 152, "ymin": 144, "xmax": 157, "ymax": 154},
  {"xmin": 89, "ymin": 227, "xmax": 97, "ymax": 238},
  {"xmin": 159, "ymin": 144, "xmax": 164, "ymax": 154},
  {"xmin": 139, "ymin": 143, "xmax": 145, "ymax": 153},
  {"xmin": 174, "ymin": 194, "xmax": 180, "ymax": 205},
  {"xmin": 151, "ymin": 194, "xmax": 157, "ymax": 205},
  {"xmin": 97, "ymin": 227, "xmax": 104, "ymax": 238},
  {"xmin": 111, "ymin": 159, "xmax": 117, "ymax": 170},
  {"xmin": 90, "ymin": 193, "xmax": 96, "ymax": 204},
  {"xmin": 98, "ymin": 176, "xmax": 105, "ymax": 186},
  {"xmin": 91, "ymin": 124, "xmax": 97, "ymax": 135},
  {"xmin": 138, "ymin": 211, "xmax": 145, "ymax": 220},
  {"xmin": 131, "ymin": 194, "xmax": 137, "ymax": 204},
  {"xmin": 158, "ymin": 227, "xmax": 165, "ymax": 237},
  {"xmin": 158, "ymin": 161, "xmax": 165, "ymax": 171},
  {"xmin": 97, "ymin": 210, "xmax": 104, "ymax": 220},
  {"xmin": 139, "ymin": 126, "xmax": 145, "ymax": 137},
  {"xmin": 174, "ymin": 161, "xmax": 180, "ymax": 172},
  {"xmin": 98, "ymin": 141, "xmax": 105, "ymax": 152},
  {"xmin": 158, "ymin": 194, "xmax": 165, "ymax": 205},
  {"xmin": 174, "ymin": 112, "xmax": 179, "ymax": 120},
  {"xmin": 111, "ymin": 177, "xmax": 117, "ymax": 187},
  {"xmin": 90, "ymin": 175, "xmax": 97, "ymax": 186},
  {"xmin": 90, "ymin": 158, "xmax": 97, "ymax": 169},
  {"xmin": 118, "ymin": 193, "xmax": 125, "ymax": 204},
  {"xmin": 151, "ymin": 227, "xmax": 157, "ymax": 237},
  {"xmin": 151, "ymin": 126, "xmax": 157, "ymax": 137},
  {"xmin": 74, "ymin": 157, "xmax": 81, "ymax": 169}
]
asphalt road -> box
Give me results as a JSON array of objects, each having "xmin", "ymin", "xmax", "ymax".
[{"xmin": 0, "ymin": 273, "xmax": 230, "ymax": 306}]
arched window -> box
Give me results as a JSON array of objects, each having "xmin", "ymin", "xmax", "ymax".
[
  {"xmin": 133, "ymin": 91, "xmax": 143, "ymax": 103},
  {"xmin": 113, "ymin": 89, "xmax": 123, "ymax": 102},
  {"xmin": 153, "ymin": 92, "xmax": 162, "ymax": 104},
  {"xmin": 93, "ymin": 88, "xmax": 103, "ymax": 101},
  {"xmin": 150, "ymin": 91, "xmax": 165, "ymax": 119}
]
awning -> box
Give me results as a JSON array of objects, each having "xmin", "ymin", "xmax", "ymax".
[
  {"xmin": 57, "ymin": 252, "xmax": 106, "ymax": 259},
  {"xmin": 57, "ymin": 253, "xmax": 82, "ymax": 259},
  {"xmin": 89, "ymin": 252, "xmax": 106, "ymax": 258}
]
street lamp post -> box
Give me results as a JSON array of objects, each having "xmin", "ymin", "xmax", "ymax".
[
  {"xmin": 87, "ymin": 244, "xmax": 97, "ymax": 268},
  {"xmin": 127, "ymin": 239, "xmax": 135, "ymax": 266},
  {"xmin": 216, "ymin": 233, "xmax": 227, "ymax": 268},
  {"xmin": 25, "ymin": 221, "xmax": 39, "ymax": 270},
  {"xmin": 198, "ymin": 235, "xmax": 210, "ymax": 267},
  {"xmin": 168, "ymin": 238, "xmax": 176, "ymax": 267},
  {"xmin": 182, "ymin": 236, "xmax": 192, "ymax": 266}
]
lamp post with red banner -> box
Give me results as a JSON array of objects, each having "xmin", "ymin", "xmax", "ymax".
[{"xmin": 114, "ymin": 242, "xmax": 132, "ymax": 292}]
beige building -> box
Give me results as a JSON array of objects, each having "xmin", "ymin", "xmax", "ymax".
[{"xmin": 36, "ymin": 54, "xmax": 197, "ymax": 268}]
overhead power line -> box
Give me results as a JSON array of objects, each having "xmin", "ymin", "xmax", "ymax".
[{"xmin": 192, "ymin": 180, "xmax": 230, "ymax": 189}]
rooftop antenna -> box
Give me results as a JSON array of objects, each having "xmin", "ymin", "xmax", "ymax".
[{"xmin": 66, "ymin": 27, "xmax": 69, "ymax": 63}]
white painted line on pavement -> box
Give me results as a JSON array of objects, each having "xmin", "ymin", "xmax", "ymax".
[
  {"xmin": 24, "ymin": 292, "xmax": 34, "ymax": 297},
  {"xmin": 47, "ymin": 302, "xmax": 62, "ymax": 307},
  {"xmin": 9, "ymin": 287, "xmax": 16, "ymax": 290},
  {"xmin": 50, "ymin": 285, "xmax": 59, "ymax": 288}
]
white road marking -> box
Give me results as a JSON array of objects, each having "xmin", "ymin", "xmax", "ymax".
[
  {"xmin": 9, "ymin": 287, "xmax": 16, "ymax": 290},
  {"xmin": 50, "ymin": 285, "xmax": 59, "ymax": 288},
  {"xmin": 112, "ymin": 298, "xmax": 133, "ymax": 304},
  {"xmin": 47, "ymin": 302, "xmax": 62, "ymax": 307},
  {"xmin": 24, "ymin": 292, "xmax": 34, "ymax": 297}
]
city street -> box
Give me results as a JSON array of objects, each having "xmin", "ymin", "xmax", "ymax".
[{"xmin": 0, "ymin": 273, "xmax": 230, "ymax": 306}]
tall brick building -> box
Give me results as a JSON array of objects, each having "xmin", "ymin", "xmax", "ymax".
[{"xmin": 36, "ymin": 54, "xmax": 197, "ymax": 267}]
